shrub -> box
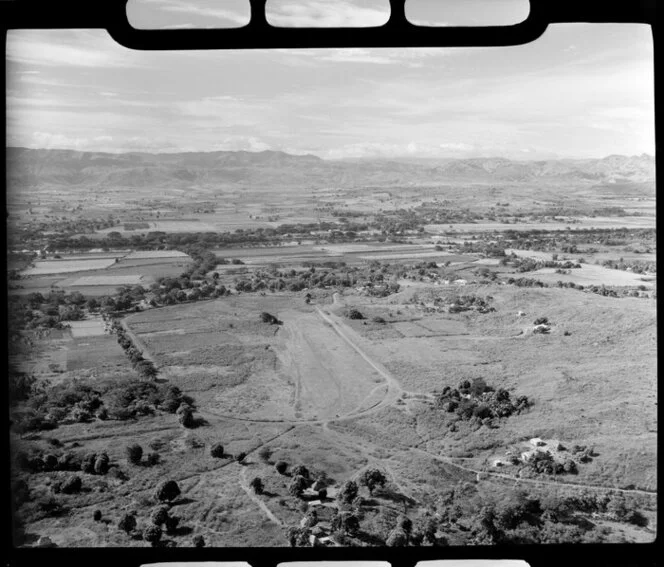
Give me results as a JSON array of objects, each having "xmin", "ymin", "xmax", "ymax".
[
  {"xmin": 61, "ymin": 475, "xmax": 82, "ymax": 494},
  {"xmin": 288, "ymin": 475, "xmax": 308, "ymax": 498},
  {"xmin": 118, "ymin": 513, "xmax": 137, "ymax": 533},
  {"xmin": 155, "ymin": 480, "xmax": 181, "ymax": 503},
  {"xmin": 143, "ymin": 524, "xmax": 162, "ymax": 546},
  {"xmin": 258, "ymin": 446, "xmax": 273, "ymax": 463},
  {"xmin": 260, "ymin": 312, "xmax": 281, "ymax": 325},
  {"xmin": 146, "ymin": 452, "xmax": 160, "ymax": 466},
  {"xmin": 236, "ymin": 451, "xmax": 247, "ymax": 463},
  {"xmin": 372, "ymin": 316, "xmax": 386, "ymax": 324},
  {"xmin": 177, "ymin": 404, "xmax": 195, "ymax": 428},
  {"xmin": 93, "ymin": 509, "xmax": 102, "ymax": 522},
  {"xmin": 126, "ymin": 444, "xmax": 143, "ymax": 465},
  {"xmin": 57, "ymin": 452, "xmax": 80, "ymax": 471},
  {"xmin": 347, "ymin": 308, "xmax": 364, "ymax": 320},
  {"xmin": 81, "ymin": 453, "xmax": 95, "ymax": 474},
  {"xmin": 250, "ymin": 477, "xmax": 264, "ymax": 495},
  {"xmin": 192, "ymin": 535, "xmax": 205, "ymax": 547},
  {"xmin": 291, "ymin": 464, "xmax": 310, "ymax": 479},
  {"xmin": 150, "ymin": 505, "xmax": 170, "ymax": 525},
  {"xmin": 210, "ymin": 443, "xmax": 224, "ymax": 458},
  {"xmin": 275, "ymin": 461, "xmax": 288, "ymax": 475},
  {"xmin": 360, "ymin": 468, "xmax": 387, "ymax": 495},
  {"xmin": 386, "ymin": 527, "xmax": 408, "ymax": 546},
  {"xmin": 94, "ymin": 453, "xmax": 110, "ymax": 475},
  {"xmin": 337, "ymin": 480, "xmax": 359, "ymax": 504}
]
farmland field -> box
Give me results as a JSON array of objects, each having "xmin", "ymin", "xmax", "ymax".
[{"xmin": 22, "ymin": 258, "xmax": 117, "ymax": 276}]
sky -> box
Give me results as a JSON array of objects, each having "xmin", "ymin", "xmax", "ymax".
[{"xmin": 5, "ymin": 0, "xmax": 655, "ymax": 160}]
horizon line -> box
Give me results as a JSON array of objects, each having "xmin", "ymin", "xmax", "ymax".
[{"xmin": 7, "ymin": 145, "xmax": 654, "ymax": 163}]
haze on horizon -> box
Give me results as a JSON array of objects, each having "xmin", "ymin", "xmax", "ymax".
[{"xmin": 5, "ymin": 0, "xmax": 655, "ymax": 161}]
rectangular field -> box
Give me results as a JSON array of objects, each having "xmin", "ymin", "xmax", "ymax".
[{"xmin": 22, "ymin": 258, "xmax": 117, "ymax": 275}]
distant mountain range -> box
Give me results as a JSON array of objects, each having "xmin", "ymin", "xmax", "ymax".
[{"xmin": 6, "ymin": 147, "xmax": 655, "ymax": 190}]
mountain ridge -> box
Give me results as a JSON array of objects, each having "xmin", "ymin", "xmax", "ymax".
[{"xmin": 6, "ymin": 147, "xmax": 655, "ymax": 190}]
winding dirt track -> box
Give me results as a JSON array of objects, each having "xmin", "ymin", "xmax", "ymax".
[{"xmin": 121, "ymin": 300, "xmax": 655, "ymax": 533}]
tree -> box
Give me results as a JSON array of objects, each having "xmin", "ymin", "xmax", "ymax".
[
  {"xmin": 332, "ymin": 511, "xmax": 360, "ymax": 536},
  {"xmin": 250, "ymin": 477, "xmax": 264, "ymax": 495},
  {"xmin": 143, "ymin": 524, "xmax": 162, "ymax": 546},
  {"xmin": 360, "ymin": 468, "xmax": 387, "ymax": 495},
  {"xmin": 275, "ymin": 461, "xmax": 288, "ymax": 475},
  {"xmin": 192, "ymin": 535, "xmax": 205, "ymax": 547},
  {"xmin": 397, "ymin": 515, "xmax": 413, "ymax": 536},
  {"xmin": 210, "ymin": 443, "xmax": 224, "ymax": 458},
  {"xmin": 288, "ymin": 475, "xmax": 308, "ymax": 498},
  {"xmin": 386, "ymin": 527, "xmax": 408, "ymax": 546},
  {"xmin": 81, "ymin": 453, "xmax": 97, "ymax": 474},
  {"xmin": 291, "ymin": 464, "xmax": 310, "ymax": 479},
  {"xmin": 177, "ymin": 404, "xmax": 195, "ymax": 428},
  {"xmin": 126, "ymin": 444, "xmax": 143, "ymax": 465},
  {"xmin": 337, "ymin": 480, "xmax": 359, "ymax": 504},
  {"xmin": 93, "ymin": 509, "xmax": 102, "ymax": 522},
  {"xmin": 155, "ymin": 480, "xmax": 181, "ymax": 503},
  {"xmin": 61, "ymin": 475, "xmax": 82, "ymax": 494},
  {"xmin": 118, "ymin": 513, "xmax": 136, "ymax": 533},
  {"xmin": 94, "ymin": 452, "xmax": 110, "ymax": 475},
  {"xmin": 150, "ymin": 505, "xmax": 170, "ymax": 526}
]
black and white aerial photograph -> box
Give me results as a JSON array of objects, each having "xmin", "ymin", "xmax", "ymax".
[{"xmin": 6, "ymin": 0, "xmax": 656, "ymax": 549}]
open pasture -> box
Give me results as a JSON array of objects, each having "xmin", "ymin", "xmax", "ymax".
[
  {"xmin": 532, "ymin": 263, "xmax": 654, "ymax": 288},
  {"xmin": 22, "ymin": 258, "xmax": 117, "ymax": 276},
  {"xmin": 127, "ymin": 295, "xmax": 388, "ymax": 422},
  {"xmin": 68, "ymin": 318, "xmax": 106, "ymax": 338},
  {"xmin": 425, "ymin": 215, "xmax": 656, "ymax": 234}
]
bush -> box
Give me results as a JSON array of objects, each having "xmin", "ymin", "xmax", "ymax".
[
  {"xmin": 94, "ymin": 453, "xmax": 110, "ymax": 475},
  {"xmin": 291, "ymin": 464, "xmax": 310, "ymax": 479},
  {"xmin": 347, "ymin": 308, "xmax": 364, "ymax": 320},
  {"xmin": 61, "ymin": 475, "xmax": 82, "ymax": 494},
  {"xmin": 150, "ymin": 505, "xmax": 170, "ymax": 525},
  {"xmin": 250, "ymin": 477, "xmax": 264, "ymax": 495},
  {"xmin": 360, "ymin": 468, "xmax": 387, "ymax": 495},
  {"xmin": 126, "ymin": 444, "xmax": 143, "ymax": 465},
  {"xmin": 155, "ymin": 480, "xmax": 181, "ymax": 503},
  {"xmin": 210, "ymin": 443, "xmax": 224, "ymax": 458},
  {"xmin": 260, "ymin": 312, "xmax": 281, "ymax": 325},
  {"xmin": 118, "ymin": 513, "xmax": 137, "ymax": 533},
  {"xmin": 143, "ymin": 524, "xmax": 162, "ymax": 546},
  {"xmin": 337, "ymin": 480, "xmax": 359, "ymax": 504},
  {"xmin": 43, "ymin": 453, "xmax": 58, "ymax": 471},
  {"xmin": 275, "ymin": 461, "xmax": 288, "ymax": 475},
  {"xmin": 288, "ymin": 475, "xmax": 308, "ymax": 498},
  {"xmin": 236, "ymin": 451, "xmax": 247, "ymax": 463},
  {"xmin": 146, "ymin": 452, "xmax": 160, "ymax": 466},
  {"xmin": 192, "ymin": 535, "xmax": 205, "ymax": 547},
  {"xmin": 177, "ymin": 404, "xmax": 195, "ymax": 428},
  {"xmin": 57, "ymin": 452, "xmax": 80, "ymax": 471},
  {"xmin": 386, "ymin": 527, "xmax": 408, "ymax": 546},
  {"xmin": 93, "ymin": 509, "xmax": 102, "ymax": 522},
  {"xmin": 258, "ymin": 446, "xmax": 273, "ymax": 463}
]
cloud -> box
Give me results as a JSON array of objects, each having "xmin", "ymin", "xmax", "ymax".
[
  {"xmin": 6, "ymin": 30, "xmax": 141, "ymax": 68},
  {"xmin": 211, "ymin": 136, "xmax": 272, "ymax": 152},
  {"xmin": 267, "ymin": 0, "xmax": 389, "ymax": 27},
  {"xmin": 129, "ymin": 0, "xmax": 250, "ymax": 27}
]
